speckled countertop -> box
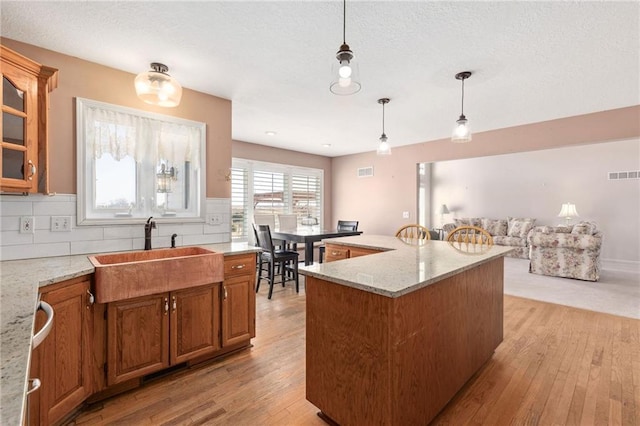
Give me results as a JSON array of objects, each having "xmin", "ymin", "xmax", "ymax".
[
  {"xmin": 0, "ymin": 242, "xmax": 259, "ymax": 426},
  {"xmin": 299, "ymin": 235, "xmax": 514, "ymax": 297}
]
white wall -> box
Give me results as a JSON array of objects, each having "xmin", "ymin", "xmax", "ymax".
[
  {"xmin": 431, "ymin": 138, "xmax": 640, "ymax": 269},
  {"xmin": 0, "ymin": 194, "xmax": 231, "ymax": 261}
]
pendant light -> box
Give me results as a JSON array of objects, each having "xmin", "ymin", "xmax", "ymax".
[
  {"xmin": 376, "ymin": 98, "xmax": 391, "ymax": 156},
  {"xmin": 451, "ymin": 71, "xmax": 472, "ymax": 143},
  {"xmin": 135, "ymin": 62, "xmax": 182, "ymax": 107},
  {"xmin": 330, "ymin": 0, "xmax": 361, "ymax": 95}
]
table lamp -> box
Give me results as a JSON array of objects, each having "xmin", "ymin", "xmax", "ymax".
[{"xmin": 557, "ymin": 202, "xmax": 579, "ymax": 225}]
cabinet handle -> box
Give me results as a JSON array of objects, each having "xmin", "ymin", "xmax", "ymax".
[
  {"xmin": 223, "ymin": 286, "xmax": 228, "ymax": 300},
  {"xmin": 27, "ymin": 160, "xmax": 36, "ymax": 181},
  {"xmin": 172, "ymin": 296, "xmax": 177, "ymax": 312},
  {"xmin": 331, "ymin": 251, "xmax": 340, "ymax": 256},
  {"xmin": 164, "ymin": 298, "xmax": 169, "ymax": 315},
  {"xmin": 26, "ymin": 378, "xmax": 41, "ymax": 395},
  {"xmin": 32, "ymin": 301, "xmax": 54, "ymax": 349},
  {"xmin": 231, "ymin": 264, "xmax": 245, "ymax": 269},
  {"xmin": 86, "ymin": 289, "xmax": 95, "ymax": 308}
]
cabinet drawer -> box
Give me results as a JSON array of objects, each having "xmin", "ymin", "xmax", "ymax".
[
  {"xmin": 324, "ymin": 245, "xmax": 350, "ymax": 262},
  {"xmin": 349, "ymin": 247, "xmax": 382, "ymax": 258},
  {"xmin": 224, "ymin": 253, "xmax": 256, "ymax": 278}
]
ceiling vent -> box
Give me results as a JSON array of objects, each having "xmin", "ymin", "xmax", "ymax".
[{"xmin": 357, "ymin": 166, "xmax": 374, "ymax": 178}]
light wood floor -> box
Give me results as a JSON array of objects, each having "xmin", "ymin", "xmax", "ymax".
[{"xmin": 71, "ymin": 280, "xmax": 639, "ymax": 425}]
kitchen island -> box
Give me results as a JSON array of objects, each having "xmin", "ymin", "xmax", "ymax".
[{"xmin": 299, "ymin": 235, "xmax": 513, "ymax": 425}]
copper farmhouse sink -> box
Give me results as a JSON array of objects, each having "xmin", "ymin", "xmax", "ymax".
[{"xmin": 89, "ymin": 247, "xmax": 224, "ymax": 303}]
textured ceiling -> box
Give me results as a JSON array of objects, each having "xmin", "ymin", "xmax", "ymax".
[{"xmin": 1, "ymin": 1, "xmax": 638, "ymax": 157}]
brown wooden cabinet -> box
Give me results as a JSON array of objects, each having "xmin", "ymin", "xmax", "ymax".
[
  {"xmin": 171, "ymin": 284, "xmax": 221, "ymax": 364},
  {"xmin": 30, "ymin": 276, "xmax": 93, "ymax": 425},
  {"xmin": 324, "ymin": 243, "xmax": 382, "ymax": 262},
  {"xmin": 348, "ymin": 246, "xmax": 382, "ymax": 258},
  {"xmin": 222, "ymin": 253, "xmax": 256, "ymax": 347},
  {"xmin": 106, "ymin": 283, "xmax": 221, "ymax": 386},
  {"xmin": 28, "ymin": 252, "xmax": 257, "ymax": 424},
  {"xmin": 0, "ymin": 44, "xmax": 57, "ymax": 193},
  {"xmin": 106, "ymin": 293, "xmax": 169, "ymax": 385}
]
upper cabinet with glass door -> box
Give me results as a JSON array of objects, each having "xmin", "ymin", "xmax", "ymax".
[{"xmin": 1, "ymin": 45, "xmax": 57, "ymax": 193}]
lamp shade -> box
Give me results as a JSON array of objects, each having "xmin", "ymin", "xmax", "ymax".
[
  {"xmin": 377, "ymin": 134, "xmax": 391, "ymax": 156},
  {"xmin": 439, "ymin": 204, "xmax": 450, "ymax": 215},
  {"xmin": 330, "ymin": 47, "xmax": 361, "ymax": 95},
  {"xmin": 451, "ymin": 116, "xmax": 472, "ymax": 143},
  {"xmin": 557, "ymin": 202, "xmax": 579, "ymax": 219},
  {"xmin": 135, "ymin": 63, "xmax": 182, "ymax": 107}
]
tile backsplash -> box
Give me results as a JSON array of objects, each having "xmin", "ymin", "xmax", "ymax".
[{"xmin": 0, "ymin": 194, "xmax": 231, "ymax": 261}]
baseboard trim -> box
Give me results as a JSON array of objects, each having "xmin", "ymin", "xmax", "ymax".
[{"xmin": 601, "ymin": 258, "xmax": 640, "ymax": 273}]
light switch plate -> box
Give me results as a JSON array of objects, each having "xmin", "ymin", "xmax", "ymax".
[{"xmin": 51, "ymin": 216, "xmax": 72, "ymax": 232}]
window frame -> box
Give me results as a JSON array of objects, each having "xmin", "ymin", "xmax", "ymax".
[{"xmin": 76, "ymin": 97, "xmax": 206, "ymax": 225}]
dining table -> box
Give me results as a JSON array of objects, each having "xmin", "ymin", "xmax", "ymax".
[{"xmin": 271, "ymin": 228, "xmax": 363, "ymax": 265}]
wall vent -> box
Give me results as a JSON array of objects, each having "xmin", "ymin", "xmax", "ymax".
[
  {"xmin": 608, "ymin": 171, "xmax": 640, "ymax": 180},
  {"xmin": 357, "ymin": 166, "xmax": 374, "ymax": 178}
]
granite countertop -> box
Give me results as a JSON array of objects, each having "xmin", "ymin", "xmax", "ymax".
[
  {"xmin": 0, "ymin": 242, "xmax": 259, "ymax": 426},
  {"xmin": 299, "ymin": 235, "xmax": 514, "ymax": 298}
]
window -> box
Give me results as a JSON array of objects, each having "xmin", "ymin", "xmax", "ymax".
[
  {"xmin": 231, "ymin": 159, "xmax": 323, "ymax": 240},
  {"xmin": 76, "ymin": 98, "xmax": 206, "ymax": 225}
]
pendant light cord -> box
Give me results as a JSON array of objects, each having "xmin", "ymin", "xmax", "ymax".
[
  {"xmin": 460, "ymin": 77, "xmax": 465, "ymax": 116},
  {"xmin": 382, "ymin": 102, "xmax": 385, "ymax": 134},
  {"xmin": 342, "ymin": 0, "xmax": 346, "ymax": 44}
]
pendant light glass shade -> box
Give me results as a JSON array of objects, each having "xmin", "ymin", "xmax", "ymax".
[
  {"xmin": 376, "ymin": 98, "xmax": 391, "ymax": 156},
  {"xmin": 330, "ymin": 0, "xmax": 361, "ymax": 95},
  {"xmin": 377, "ymin": 134, "xmax": 391, "ymax": 156},
  {"xmin": 135, "ymin": 62, "xmax": 182, "ymax": 107},
  {"xmin": 452, "ymin": 115, "xmax": 471, "ymax": 143},
  {"xmin": 451, "ymin": 71, "xmax": 472, "ymax": 143}
]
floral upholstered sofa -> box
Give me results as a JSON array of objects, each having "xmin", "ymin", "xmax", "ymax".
[
  {"xmin": 443, "ymin": 217, "xmax": 536, "ymax": 259},
  {"xmin": 527, "ymin": 221, "xmax": 603, "ymax": 281}
]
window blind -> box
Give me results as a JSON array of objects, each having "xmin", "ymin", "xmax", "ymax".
[
  {"xmin": 292, "ymin": 174, "xmax": 321, "ymax": 226},
  {"xmin": 231, "ymin": 158, "xmax": 323, "ymax": 241},
  {"xmin": 231, "ymin": 167, "xmax": 248, "ymax": 239},
  {"xmin": 253, "ymin": 170, "xmax": 289, "ymax": 218}
]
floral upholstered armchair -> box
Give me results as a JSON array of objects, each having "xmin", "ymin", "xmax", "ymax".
[{"xmin": 527, "ymin": 221, "xmax": 603, "ymax": 281}]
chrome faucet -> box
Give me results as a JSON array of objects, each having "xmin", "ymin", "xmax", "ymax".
[{"xmin": 144, "ymin": 217, "xmax": 156, "ymax": 250}]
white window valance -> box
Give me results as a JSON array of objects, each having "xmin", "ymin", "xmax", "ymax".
[{"xmin": 85, "ymin": 103, "xmax": 201, "ymax": 165}]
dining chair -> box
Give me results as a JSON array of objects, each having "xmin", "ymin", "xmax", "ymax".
[
  {"xmin": 318, "ymin": 220, "xmax": 359, "ymax": 263},
  {"xmin": 252, "ymin": 223, "xmax": 269, "ymax": 282},
  {"xmin": 395, "ymin": 224, "xmax": 431, "ymax": 244},
  {"xmin": 254, "ymin": 224, "xmax": 299, "ymax": 299},
  {"xmin": 337, "ymin": 220, "xmax": 359, "ymax": 231},
  {"xmin": 254, "ymin": 213, "xmax": 284, "ymax": 249},
  {"xmin": 446, "ymin": 225, "xmax": 493, "ymax": 254}
]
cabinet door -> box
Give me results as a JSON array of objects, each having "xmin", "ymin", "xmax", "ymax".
[
  {"xmin": 1, "ymin": 61, "xmax": 39, "ymax": 192},
  {"xmin": 39, "ymin": 277, "xmax": 92, "ymax": 425},
  {"xmin": 107, "ymin": 293, "xmax": 169, "ymax": 385},
  {"xmin": 170, "ymin": 284, "xmax": 220, "ymax": 364},
  {"xmin": 222, "ymin": 274, "xmax": 256, "ymax": 347}
]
